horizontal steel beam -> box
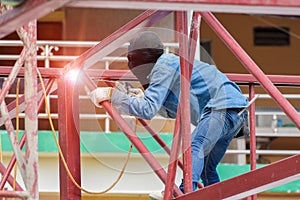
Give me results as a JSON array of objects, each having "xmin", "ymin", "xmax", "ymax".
[
  {"xmin": 1, "ymin": 67, "xmax": 299, "ymax": 85},
  {"xmin": 226, "ymin": 149, "xmax": 300, "ymax": 155},
  {"xmin": 176, "ymin": 154, "xmax": 300, "ymax": 200},
  {"xmin": 78, "ymin": 70, "xmax": 300, "ymax": 85},
  {"xmin": 0, "ymin": 66, "xmax": 62, "ymax": 77},
  {"xmin": 0, "ymin": 191, "xmax": 28, "ymax": 199},
  {"xmin": 68, "ymin": 0, "xmax": 300, "ymax": 16},
  {"xmin": 227, "ymin": 73, "xmax": 300, "ymax": 85}
]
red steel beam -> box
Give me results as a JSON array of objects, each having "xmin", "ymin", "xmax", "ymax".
[
  {"xmin": 63, "ymin": 10, "xmax": 171, "ymax": 73},
  {"xmin": 176, "ymin": 154, "xmax": 300, "ymax": 200},
  {"xmin": 227, "ymin": 73, "xmax": 300, "ymax": 86},
  {"xmin": 53, "ymin": 68, "xmax": 300, "ymax": 85},
  {"xmin": 0, "ymin": 66, "xmax": 63, "ymax": 78},
  {"xmin": 164, "ymin": 12, "xmax": 182, "ymax": 198},
  {"xmin": 188, "ymin": 12, "xmax": 201, "ymax": 78},
  {"xmin": 0, "ymin": 0, "xmax": 72, "ymax": 39},
  {"xmin": 57, "ymin": 73, "xmax": 81, "ymax": 200},
  {"xmin": 177, "ymin": 11, "xmax": 193, "ymax": 194},
  {"xmin": 165, "ymin": 10, "xmax": 195, "ymax": 198},
  {"xmin": 249, "ymin": 84, "xmax": 257, "ymax": 200},
  {"xmin": 187, "ymin": 12, "xmax": 204, "ymax": 191},
  {"xmin": 89, "ymin": 70, "xmax": 300, "ymax": 85},
  {"xmin": 70, "ymin": 0, "xmax": 300, "ymax": 7},
  {"xmin": 69, "ymin": 0, "xmax": 300, "ymax": 16},
  {"xmin": 201, "ymin": 12, "xmax": 300, "ymax": 129},
  {"xmin": 97, "ymin": 71, "xmax": 300, "ymax": 85},
  {"xmin": 1, "ymin": 68, "xmax": 299, "ymax": 85},
  {"xmin": 164, "ymin": 108, "xmax": 182, "ymax": 199},
  {"xmin": 135, "ymin": 0, "xmax": 300, "ymax": 7}
]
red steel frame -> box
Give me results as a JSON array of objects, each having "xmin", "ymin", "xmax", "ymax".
[{"xmin": 0, "ymin": 1, "xmax": 299, "ymax": 200}]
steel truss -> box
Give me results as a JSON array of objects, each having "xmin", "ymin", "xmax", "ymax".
[{"xmin": 0, "ymin": 1, "xmax": 299, "ymax": 200}]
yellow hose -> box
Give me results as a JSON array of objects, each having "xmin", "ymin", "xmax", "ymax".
[
  {"xmin": 13, "ymin": 78, "xmax": 21, "ymax": 193},
  {"xmin": 36, "ymin": 68, "xmax": 132, "ymax": 194}
]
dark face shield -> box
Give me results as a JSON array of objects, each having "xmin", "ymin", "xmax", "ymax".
[{"xmin": 127, "ymin": 49, "xmax": 163, "ymax": 90}]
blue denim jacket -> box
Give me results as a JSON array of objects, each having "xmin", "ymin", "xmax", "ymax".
[{"xmin": 111, "ymin": 53, "xmax": 248, "ymax": 125}]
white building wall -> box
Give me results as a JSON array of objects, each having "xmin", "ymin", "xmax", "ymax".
[{"xmin": 3, "ymin": 154, "xmax": 183, "ymax": 194}]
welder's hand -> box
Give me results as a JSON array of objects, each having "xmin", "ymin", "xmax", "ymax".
[
  {"xmin": 129, "ymin": 88, "xmax": 144, "ymax": 98},
  {"xmin": 115, "ymin": 81, "xmax": 128, "ymax": 94},
  {"xmin": 89, "ymin": 87, "xmax": 112, "ymax": 105}
]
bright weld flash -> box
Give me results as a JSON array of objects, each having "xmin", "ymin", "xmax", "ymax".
[{"xmin": 66, "ymin": 69, "xmax": 80, "ymax": 82}]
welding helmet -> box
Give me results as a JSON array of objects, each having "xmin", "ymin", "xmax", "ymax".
[{"xmin": 127, "ymin": 31, "xmax": 164, "ymax": 89}]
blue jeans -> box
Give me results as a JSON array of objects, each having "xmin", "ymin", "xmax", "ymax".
[{"xmin": 180, "ymin": 108, "xmax": 248, "ymax": 192}]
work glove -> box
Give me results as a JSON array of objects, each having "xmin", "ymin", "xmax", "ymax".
[
  {"xmin": 115, "ymin": 81, "xmax": 144, "ymax": 98},
  {"xmin": 115, "ymin": 81, "xmax": 129, "ymax": 94},
  {"xmin": 89, "ymin": 87, "xmax": 112, "ymax": 106},
  {"xmin": 129, "ymin": 88, "xmax": 144, "ymax": 98}
]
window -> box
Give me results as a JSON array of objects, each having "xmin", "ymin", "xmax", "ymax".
[{"xmin": 254, "ymin": 27, "xmax": 290, "ymax": 46}]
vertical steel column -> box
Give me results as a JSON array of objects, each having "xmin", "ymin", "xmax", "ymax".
[
  {"xmin": 249, "ymin": 84, "xmax": 257, "ymax": 200},
  {"xmin": 178, "ymin": 11, "xmax": 192, "ymax": 193},
  {"xmin": 200, "ymin": 12, "xmax": 300, "ymax": 129},
  {"xmin": 164, "ymin": 111, "xmax": 182, "ymax": 199},
  {"xmin": 165, "ymin": 11, "xmax": 201, "ymax": 198},
  {"xmin": 188, "ymin": 12, "xmax": 201, "ymax": 71},
  {"xmin": 187, "ymin": 12, "xmax": 204, "ymax": 190},
  {"xmin": 24, "ymin": 20, "xmax": 38, "ymax": 200},
  {"xmin": 58, "ymin": 73, "xmax": 81, "ymax": 200}
]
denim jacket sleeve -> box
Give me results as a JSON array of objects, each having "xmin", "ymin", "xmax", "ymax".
[{"xmin": 111, "ymin": 64, "xmax": 176, "ymax": 120}]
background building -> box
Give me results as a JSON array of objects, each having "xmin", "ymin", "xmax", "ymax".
[{"xmin": 0, "ymin": 4, "xmax": 300, "ymax": 200}]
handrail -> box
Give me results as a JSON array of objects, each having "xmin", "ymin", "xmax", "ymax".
[
  {"xmin": 0, "ymin": 40, "xmax": 179, "ymax": 48},
  {"xmin": 0, "ymin": 55, "xmax": 129, "ymax": 62}
]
